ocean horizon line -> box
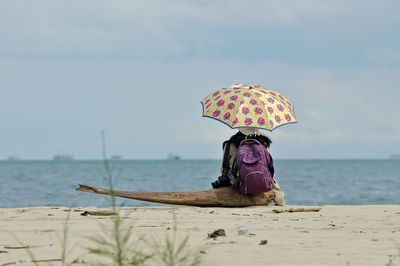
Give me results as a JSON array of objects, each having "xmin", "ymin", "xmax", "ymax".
[{"xmin": 0, "ymin": 157, "xmax": 397, "ymax": 162}]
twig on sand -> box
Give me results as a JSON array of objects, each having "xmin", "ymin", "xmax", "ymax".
[
  {"xmin": 2, "ymin": 262, "xmax": 17, "ymax": 266},
  {"xmin": 272, "ymin": 207, "xmax": 321, "ymax": 213},
  {"xmin": 80, "ymin": 210, "xmax": 117, "ymax": 216},
  {"xmin": 32, "ymin": 259, "xmax": 62, "ymax": 263},
  {"xmin": 1, "ymin": 259, "xmax": 61, "ymax": 266},
  {"xmin": 4, "ymin": 245, "xmax": 30, "ymax": 249}
]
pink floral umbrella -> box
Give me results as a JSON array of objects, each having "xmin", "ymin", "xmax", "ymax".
[{"xmin": 201, "ymin": 84, "xmax": 296, "ymax": 131}]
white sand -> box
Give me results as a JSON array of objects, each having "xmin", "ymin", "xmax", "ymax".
[{"xmin": 1, "ymin": 205, "xmax": 400, "ymax": 265}]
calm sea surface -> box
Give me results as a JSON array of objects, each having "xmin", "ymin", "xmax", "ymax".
[{"xmin": 0, "ymin": 159, "xmax": 399, "ymax": 208}]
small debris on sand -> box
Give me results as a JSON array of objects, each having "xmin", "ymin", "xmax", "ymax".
[
  {"xmin": 273, "ymin": 207, "xmax": 321, "ymax": 213},
  {"xmin": 208, "ymin": 229, "xmax": 226, "ymax": 238},
  {"xmin": 63, "ymin": 208, "xmax": 84, "ymax": 212}
]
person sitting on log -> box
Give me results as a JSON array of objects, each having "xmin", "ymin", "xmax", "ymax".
[{"xmin": 211, "ymin": 128, "xmax": 285, "ymax": 205}]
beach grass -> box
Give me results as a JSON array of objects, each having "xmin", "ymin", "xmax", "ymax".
[
  {"xmin": 84, "ymin": 147, "xmax": 153, "ymax": 265},
  {"xmin": 3, "ymin": 132, "xmax": 204, "ymax": 266},
  {"xmin": 149, "ymin": 214, "xmax": 203, "ymax": 266},
  {"xmin": 387, "ymin": 244, "xmax": 400, "ymax": 266},
  {"xmin": 80, "ymin": 131, "xmax": 204, "ymax": 265}
]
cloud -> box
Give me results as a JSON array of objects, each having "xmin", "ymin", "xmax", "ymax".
[
  {"xmin": 388, "ymin": 113, "xmax": 400, "ymax": 141},
  {"xmin": 366, "ymin": 48, "xmax": 400, "ymax": 67},
  {"xmin": 1, "ymin": 0, "xmax": 400, "ymax": 64},
  {"xmin": 1, "ymin": 58, "xmax": 399, "ymax": 159},
  {"xmin": 1, "ymin": 0, "xmax": 400, "ymax": 159}
]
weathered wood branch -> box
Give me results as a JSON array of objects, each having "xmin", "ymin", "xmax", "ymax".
[{"xmin": 76, "ymin": 184, "xmax": 276, "ymax": 207}]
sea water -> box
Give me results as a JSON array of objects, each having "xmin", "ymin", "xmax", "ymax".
[{"xmin": 0, "ymin": 159, "xmax": 399, "ymax": 208}]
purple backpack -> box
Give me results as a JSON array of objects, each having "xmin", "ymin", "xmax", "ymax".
[{"xmin": 233, "ymin": 139, "xmax": 273, "ymax": 194}]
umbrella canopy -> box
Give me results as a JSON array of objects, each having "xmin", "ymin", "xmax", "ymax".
[{"xmin": 201, "ymin": 84, "xmax": 296, "ymax": 131}]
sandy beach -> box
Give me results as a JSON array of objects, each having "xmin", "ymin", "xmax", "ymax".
[{"xmin": 1, "ymin": 205, "xmax": 400, "ymax": 266}]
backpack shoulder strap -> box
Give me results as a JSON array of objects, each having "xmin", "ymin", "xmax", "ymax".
[
  {"xmin": 265, "ymin": 150, "xmax": 275, "ymax": 177},
  {"xmin": 222, "ymin": 141, "xmax": 231, "ymax": 175}
]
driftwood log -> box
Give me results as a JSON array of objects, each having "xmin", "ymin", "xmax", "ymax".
[{"xmin": 76, "ymin": 184, "xmax": 276, "ymax": 207}]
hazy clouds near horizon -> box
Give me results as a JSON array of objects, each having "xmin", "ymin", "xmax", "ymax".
[{"xmin": 1, "ymin": 0, "xmax": 400, "ymax": 159}]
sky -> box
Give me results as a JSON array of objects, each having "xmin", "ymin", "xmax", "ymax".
[{"xmin": 1, "ymin": 0, "xmax": 399, "ymax": 160}]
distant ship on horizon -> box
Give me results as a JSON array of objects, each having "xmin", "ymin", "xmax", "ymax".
[
  {"xmin": 53, "ymin": 154, "xmax": 74, "ymax": 161},
  {"xmin": 7, "ymin": 156, "xmax": 21, "ymax": 161},
  {"xmin": 390, "ymin": 154, "xmax": 400, "ymax": 160},
  {"xmin": 167, "ymin": 154, "xmax": 181, "ymax": 160},
  {"xmin": 110, "ymin": 155, "xmax": 124, "ymax": 160}
]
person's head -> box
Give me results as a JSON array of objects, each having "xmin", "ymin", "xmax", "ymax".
[
  {"xmin": 232, "ymin": 128, "xmax": 271, "ymax": 149},
  {"xmin": 238, "ymin": 128, "xmax": 260, "ymax": 136}
]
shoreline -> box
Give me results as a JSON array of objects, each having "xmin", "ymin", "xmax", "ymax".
[{"xmin": 1, "ymin": 205, "xmax": 400, "ymax": 265}]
